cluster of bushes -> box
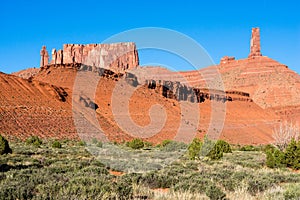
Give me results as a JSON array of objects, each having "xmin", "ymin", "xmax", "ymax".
[
  {"xmin": 26, "ymin": 136, "xmax": 43, "ymax": 147},
  {"xmin": 159, "ymin": 139, "xmax": 187, "ymax": 152},
  {"xmin": 126, "ymin": 138, "xmax": 145, "ymax": 149},
  {"xmin": 239, "ymin": 145, "xmax": 260, "ymax": 151},
  {"xmin": 52, "ymin": 140, "xmax": 62, "ymax": 148},
  {"xmin": 2, "ymin": 134, "xmax": 300, "ymax": 199},
  {"xmin": 266, "ymin": 139, "xmax": 300, "ymax": 170},
  {"xmin": 188, "ymin": 137, "xmax": 232, "ymax": 160},
  {"xmin": 125, "ymin": 138, "xmax": 153, "ymax": 149},
  {"xmin": 0, "ymin": 139, "xmax": 134, "ymax": 200},
  {"xmin": 119, "ymin": 166, "xmax": 227, "ymax": 200}
]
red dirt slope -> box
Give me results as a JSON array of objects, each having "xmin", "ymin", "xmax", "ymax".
[
  {"xmin": 31, "ymin": 64, "xmax": 279, "ymax": 144},
  {"xmin": 0, "ymin": 72, "xmax": 77, "ymax": 140}
]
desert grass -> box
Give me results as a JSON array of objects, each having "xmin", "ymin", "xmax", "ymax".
[{"xmin": 1, "ymin": 140, "xmax": 300, "ymax": 199}]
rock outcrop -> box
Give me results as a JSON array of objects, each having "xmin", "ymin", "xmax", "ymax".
[
  {"xmin": 220, "ymin": 56, "xmax": 235, "ymax": 65},
  {"xmin": 12, "ymin": 68, "xmax": 40, "ymax": 79},
  {"xmin": 40, "ymin": 46, "xmax": 49, "ymax": 67},
  {"xmin": 41, "ymin": 42, "xmax": 139, "ymax": 72},
  {"xmin": 145, "ymin": 79, "xmax": 251, "ymax": 103},
  {"xmin": 249, "ymin": 27, "xmax": 262, "ymax": 58}
]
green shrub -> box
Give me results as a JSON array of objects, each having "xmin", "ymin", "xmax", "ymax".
[
  {"xmin": 284, "ymin": 183, "xmax": 300, "ymax": 200},
  {"xmin": 240, "ymin": 145, "xmax": 259, "ymax": 151},
  {"xmin": 215, "ymin": 140, "xmax": 232, "ymax": 153},
  {"xmin": 126, "ymin": 138, "xmax": 144, "ymax": 149},
  {"xmin": 205, "ymin": 184, "xmax": 226, "ymax": 200},
  {"xmin": 113, "ymin": 179, "xmax": 134, "ymax": 199},
  {"xmin": 262, "ymin": 144, "xmax": 275, "ymax": 152},
  {"xmin": 26, "ymin": 136, "xmax": 42, "ymax": 147},
  {"xmin": 265, "ymin": 139, "xmax": 300, "ymax": 170},
  {"xmin": 52, "ymin": 140, "xmax": 62, "ymax": 148},
  {"xmin": 206, "ymin": 141, "xmax": 223, "ymax": 160},
  {"xmin": 266, "ymin": 147, "xmax": 286, "ymax": 168},
  {"xmin": 247, "ymin": 175, "xmax": 275, "ymax": 196},
  {"xmin": 161, "ymin": 140, "xmax": 172, "ymax": 147},
  {"xmin": 78, "ymin": 140, "xmax": 86, "ymax": 146},
  {"xmin": 140, "ymin": 171, "xmax": 174, "ymax": 189},
  {"xmin": 202, "ymin": 138, "xmax": 227, "ymax": 160},
  {"xmin": 160, "ymin": 140, "xmax": 187, "ymax": 152},
  {"xmin": 143, "ymin": 141, "xmax": 153, "ymax": 148},
  {"xmin": 96, "ymin": 141, "xmax": 103, "ymax": 148},
  {"xmin": 284, "ymin": 139, "xmax": 300, "ymax": 170},
  {"xmin": 188, "ymin": 138, "xmax": 232, "ymax": 160},
  {"xmin": 188, "ymin": 138, "xmax": 203, "ymax": 160},
  {"xmin": 91, "ymin": 138, "xmax": 103, "ymax": 147},
  {"xmin": 173, "ymin": 176, "xmax": 211, "ymax": 193},
  {"xmin": 0, "ymin": 135, "xmax": 12, "ymax": 155}
]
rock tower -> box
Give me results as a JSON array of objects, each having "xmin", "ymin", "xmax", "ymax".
[
  {"xmin": 40, "ymin": 46, "xmax": 49, "ymax": 67},
  {"xmin": 248, "ymin": 27, "xmax": 262, "ymax": 58}
]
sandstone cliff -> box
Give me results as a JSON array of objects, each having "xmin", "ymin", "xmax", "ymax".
[{"xmin": 40, "ymin": 42, "xmax": 139, "ymax": 72}]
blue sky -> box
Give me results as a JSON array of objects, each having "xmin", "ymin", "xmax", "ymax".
[{"xmin": 0, "ymin": 0, "xmax": 299, "ymax": 73}]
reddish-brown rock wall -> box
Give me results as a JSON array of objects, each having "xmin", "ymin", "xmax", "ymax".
[
  {"xmin": 249, "ymin": 27, "xmax": 262, "ymax": 58},
  {"xmin": 42, "ymin": 42, "xmax": 139, "ymax": 72}
]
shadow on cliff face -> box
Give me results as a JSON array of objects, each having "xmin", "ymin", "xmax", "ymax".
[{"xmin": 79, "ymin": 95, "xmax": 99, "ymax": 110}]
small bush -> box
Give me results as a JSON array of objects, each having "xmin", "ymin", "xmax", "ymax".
[
  {"xmin": 0, "ymin": 135, "xmax": 12, "ymax": 155},
  {"xmin": 173, "ymin": 176, "xmax": 211, "ymax": 193},
  {"xmin": 160, "ymin": 140, "xmax": 187, "ymax": 152},
  {"xmin": 284, "ymin": 183, "xmax": 300, "ymax": 200},
  {"xmin": 96, "ymin": 141, "xmax": 103, "ymax": 148},
  {"xmin": 126, "ymin": 138, "xmax": 144, "ymax": 149},
  {"xmin": 205, "ymin": 184, "xmax": 226, "ymax": 200},
  {"xmin": 188, "ymin": 138, "xmax": 203, "ymax": 160},
  {"xmin": 240, "ymin": 145, "xmax": 259, "ymax": 151},
  {"xmin": 26, "ymin": 136, "xmax": 42, "ymax": 147},
  {"xmin": 265, "ymin": 139, "xmax": 300, "ymax": 170},
  {"xmin": 206, "ymin": 141, "xmax": 223, "ymax": 160},
  {"xmin": 188, "ymin": 137, "xmax": 232, "ymax": 160},
  {"xmin": 261, "ymin": 144, "xmax": 275, "ymax": 152},
  {"xmin": 143, "ymin": 141, "xmax": 153, "ymax": 148},
  {"xmin": 265, "ymin": 146, "xmax": 286, "ymax": 168},
  {"xmin": 284, "ymin": 139, "xmax": 300, "ymax": 170},
  {"xmin": 202, "ymin": 137, "xmax": 228, "ymax": 160},
  {"xmin": 78, "ymin": 140, "xmax": 86, "ymax": 146},
  {"xmin": 247, "ymin": 176, "xmax": 275, "ymax": 196},
  {"xmin": 91, "ymin": 138, "xmax": 103, "ymax": 147},
  {"xmin": 52, "ymin": 140, "xmax": 62, "ymax": 148},
  {"xmin": 140, "ymin": 171, "xmax": 174, "ymax": 189},
  {"xmin": 215, "ymin": 140, "xmax": 232, "ymax": 153},
  {"xmin": 161, "ymin": 140, "xmax": 172, "ymax": 147}
]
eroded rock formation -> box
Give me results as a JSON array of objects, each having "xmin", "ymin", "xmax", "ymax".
[
  {"xmin": 40, "ymin": 46, "xmax": 49, "ymax": 67},
  {"xmin": 145, "ymin": 79, "xmax": 251, "ymax": 103},
  {"xmin": 220, "ymin": 56, "xmax": 235, "ymax": 65},
  {"xmin": 42, "ymin": 42, "xmax": 139, "ymax": 72},
  {"xmin": 249, "ymin": 27, "xmax": 262, "ymax": 58}
]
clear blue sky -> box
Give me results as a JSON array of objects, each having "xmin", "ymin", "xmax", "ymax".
[{"xmin": 0, "ymin": 0, "xmax": 299, "ymax": 74}]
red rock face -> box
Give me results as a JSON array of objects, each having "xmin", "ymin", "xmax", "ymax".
[
  {"xmin": 249, "ymin": 27, "xmax": 262, "ymax": 58},
  {"xmin": 45, "ymin": 42, "xmax": 139, "ymax": 72},
  {"xmin": 12, "ymin": 68, "xmax": 40, "ymax": 79},
  {"xmin": 40, "ymin": 46, "xmax": 49, "ymax": 67},
  {"xmin": 220, "ymin": 56, "xmax": 235, "ymax": 65}
]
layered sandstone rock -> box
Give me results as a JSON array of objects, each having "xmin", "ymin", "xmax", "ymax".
[
  {"xmin": 42, "ymin": 42, "xmax": 139, "ymax": 72},
  {"xmin": 30, "ymin": 64, "xmax": 279, "ymax": 144},
  {"xmin": 220, "ymin": 56, "xmax": 235, "ymax": 65},
  {"xmin": 12, "ymin": 68, "xmax": 40, "ymax": 79},
  {"xmin": 40, "ymin": 46, "xmax": 49, "ymax": 67},
  {"xmin": 129, "ymin": 28, "xmax": 300, "ymax": 109},
  {"xmin": 249, "ymin": 27, "xmax": 262, "ymax": 58},
  {"xmin": 145, "ymin": 79, "xmax": 251, "ymax": 103}
]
